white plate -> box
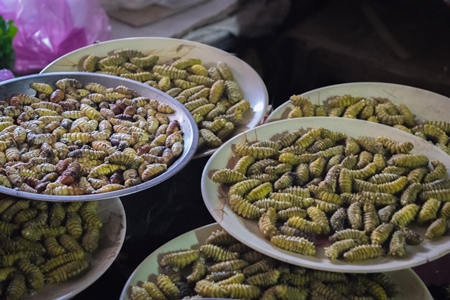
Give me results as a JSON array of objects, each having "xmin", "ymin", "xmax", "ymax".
[
  {"xmin": 267, "ymin": 82, "xmax": 450, "ymax": 123},
  {"xmin": 120, "ymin": 223, "xmax": 432, "ymax": 300},
  {"xmin": 201, "ymin": 117, "xmax": 450, "ymax": 273},
  {"xmin": 23, "ymin": 197, "xmax": 126, "ymax": 300},
  {"xmin": 41, "ymin": 37, "xmax": 269, "ymax": 158}
]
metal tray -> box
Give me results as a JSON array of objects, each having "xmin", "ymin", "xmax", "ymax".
[{"xmin": 0, "ymin": 72, "xmax": 198, "ymax": 201}]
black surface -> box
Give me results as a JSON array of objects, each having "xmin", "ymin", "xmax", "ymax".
[{"xmin": 73, "ymin": 155, "xmax": 215, "ymax": 299}]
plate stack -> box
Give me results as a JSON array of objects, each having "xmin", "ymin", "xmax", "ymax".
[
  {"xmin": 119, "ymin": 82, "xmax": 450, "ymax": 299},
  {"xmin": 0, "ymin": 70, "xmax": 200, "ymax": 298}
]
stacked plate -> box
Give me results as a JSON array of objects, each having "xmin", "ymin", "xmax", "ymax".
[
  {"xmin": 0, "ymin": 70, "xmax": 197, "ymax": 298},
  {"xmin": 121, "ymin": 83, "xmax": 450, "ymax": 299}
]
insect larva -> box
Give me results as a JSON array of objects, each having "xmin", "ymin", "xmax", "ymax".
[
  {"xmin": 355, "ymin": 151, "xmax": 373, "ymax": 170},
  {"xmin": 79, "ymin": 201, "xmax": 102, "ymax": 229},
  {"xmin": 6, "ymin": 271, "xmax": 26, "ymax": 300},
  {"xmin": 286, "ymin": 216, "xmax": 321, "ymax": 235},
  {"xmin": 215, "ymin": 272, "xmax": 245, "ymax": 285},
  {"xmin": 407, "ymin": 167, "xmax": 428, "ymax": 184},
  {"xmin": 241, "ymin": 250, "xmax": 265, "ymax": 263},
  {"xmin": 58, "ymin": 234, "xmax": 84, "ymax": 253},
  {"xmin": 343, "ymin": 244, "xmax": 385, "ymax": 262},
  {"xmin": 376, "ymin": 136, "xmax": 414, "ymax": 154},
  {"xmin": 242, "ymin": 258, "xmax": 275, "ymax": 277},
  {"xmin": 363, "ymin": 203, "xmax": 380, "ymax": 233},
  {"xmin": 290, "ymin": 95, "xmax": 315, "ymax": 117},
  {"xmin": 307, "ymin": 206, "xmax": 330, "ymax": 234},
  {"xmin": 258, "ymin": 207, "xmax": 279, "ymax": 239},
  {"xmin": 378, "ymin": 204, "xmax": 397, "ymax": 223},
  {"xmin": 425, "ymin": 217, "xmax": 448, "ymax": 240},
  {"xmin": 186, "ymin": 256, "xmax": 207, "ymax": 283},
  {"xmin": 130, "ymin": 286, "xmax": 151, "ymax": 300},
  {"xmin": 81, "ymin": 226, "xmax": 100, "ymax": 253},
  {"xmin": 310, "ymin": 281, "xmax": 347, "ymax": 300},
  {"xmin": 348, "ymin": 162, "xmax": 378, "ymax": 180},
  {"xmin": 208, "ymin": 259, "xmax": 249, "ymax": 273},
  {"xmin": 390, "ymin": 204, "xmax": 420, "ymax": 228},
  {"xmin": 439, "ymin": 202, "xmax": 450, "ymax": 219},
  {"xmin": 354, "ymin": 136, "xmax": 385, "ymax": 155},
  {"xmin": 309, "ymin": 269, "xmax": 348, "ymax": 283},
  {"xmin": 211, "ymin": 169, "xmax": 246, "ymax": 184},
  {"xmin": 368, "ymin": 173, "xmax": 400, "ymax": 184},
  {"xmin": 221, "ymin": 283, "xmax": 261, "ymax": 299},
  {"xmin": 253, "ymin": 198, "xmax": 293, "ymax": 211},
  {"xmin": 21, "ymin": 226, "xmax": 66, "ymax": 242},
  {"xmin": 14, "ymin": 208, "xmax": 38, "ymax": 224},
  {"xmin": 376, "ymin": 176, "xmax": 409, "ymax": 194},
  {"xmin": 244, "ymin": 269, "xmax": 280, "ymax": 287},
  {"xmin": 160, "ymin": 249, "xmax": 200, "ymax": 268},
  {"xmin": 205, "ymin": 271, "xmax": 238, "ymax": 282},
  {"xmin": 387, "ymin": 154, "xmax": 429, "ymax": 168},
  {"xmin": 274, "ymin": 172, "xmax": 295, "ymax": 191},
  {"xmin": 358, "ymin": 276, "xmax": 389, "ymax": 300},
  {"xmin": 229, "ymin": 179, "xmax": 262, "ymax": 197},
  {"xmin": 277, "ymin": 207, "xmax": 307, "ymax": 221},
  {"xmin": 389, "ymin": 230, "xmax": 406, "ymax": 257},
  {"xmin": 370, "ymin": 223, "xmax": 394, "ymax": 245},
  {"xmin": 324, "ymin": 239, "xmax": 360, "ymax": 260},
  {"xmin": 16, "ymin": 258, "xmax": 45, "ymax": 289},
  {"xmin": 270, "ymin": 235, "xmax": 316, "ymax": 256},
  {"xmin": 234, "ymin": 144, "xmax": 278, "ymax": 160},
  {"xmin": 399, "ymin": 183, "xmax": 422, "ymax": 207},
  {"xmin": 347, "ymin": 202, "xmax": 363, "ymax": 230},
  {"xmin": 205, "ymin": 230, "xmax": 237, "ymax": 246},
  {"xmin": 329, "ymin": 229, "xmax": 369, "ymax": 244},
  {"xmin": 199, "ymin": 244, "xmax": 239, "ymax": 262},
  {"xmin": 245, "ymin": 182, "xmax": 273, "ymax": 202},
  {"xmin": 420, "ymin": 187, "xmax": 450, "ymax": 202},
  {"xmin": 424, "ymin": 160, "xmax": 447, "ymax": 183},
  {"xmin": 39, "ymin": 250, "xmax": 85, "ymax": 273},
  {"xmin": 382, "ymin": 166, "xmax": 409, "ymax": 175},
  {"xmin": 369, "ymin": 272, "xmax": 400, "ymax": 298},
  {"xmin": 229, "ymin": 194, "xmax": 265, "ymax": 220},
  {"xmin": 401, "ymin": 227, "xmax": 423, "ymax": 245},
  {"xmin": 417, "ymin": 198, "xmax": 441, "ymax": 225},
  {"xmin": 45, "ymin": 259, "xmax": 90, "ymax": 284},
  {"xmin": 44, "ymin": 236, "xmax": 67, "ymax": 257},
  {"xmin": 415, "ymin": 124, "xmax": 449, "ymax": 145},
  {"xmin": 194, "ymin": 279, "xmax": 229, "ymax": 298},
  {"xmin": 330, "ymin": 208, "xmax": 347, "ymax": 232},
  {"xmin": 130, "ymin": 54, "xmax": 159, "ymax": 68}
]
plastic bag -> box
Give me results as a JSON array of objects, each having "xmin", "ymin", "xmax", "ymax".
[
  {"xmin": 0, "ymin": 69, "xmax": 14, "ymax": 81},
  {"xmin": 0, "ymin": 0, "xmax": 111, "ymax": 74}
]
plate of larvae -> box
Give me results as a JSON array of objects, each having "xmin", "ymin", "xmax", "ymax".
[
  {"xmin": 202, "ymin": 117, "xmax": 450, "ymax": 273},
  {"xmin": 267, "ymin": 82, "xmax": 450, "ymax": 156},
  {"xmin": 0, "ymin": 72, "xmax": 198, "ymax": 201},
  {"xmin": 0, "ymin": 196, "xmax": 126, "ymax": 299},
  {"xmin": 122, "ymin": 223, "xmax": 432, "ymax": 300},
  {"xmin": 41, "ymin": 37, "xmax": 269, "ymax": 158}
]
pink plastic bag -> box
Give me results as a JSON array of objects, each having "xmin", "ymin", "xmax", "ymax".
[
  {"xmin": 0, "ymin": 0, "xmax": 110, "ymax": 74},
  {"xmin": 0, "ymin": 69, "xmax": 14, "ymax": 81}
]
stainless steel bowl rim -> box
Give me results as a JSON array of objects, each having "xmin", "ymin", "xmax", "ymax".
[{"xmin": 0, "ymin": 72, "xmax": 199, "ymax": 201}]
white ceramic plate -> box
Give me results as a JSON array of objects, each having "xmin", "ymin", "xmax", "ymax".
[
  {"xmin": 41, "ymin": 37, "xmax": 269, "ymax": 158},
  {"xmin": 267, "ymin": 82, "xmax": 450, "ymax": 123},
  {"xmin": 201, "ymin": 117, "xmax": 450, "ymax": 273},
  {"xmin": 23, "ymin": 197, "xmax": 126, "ymax": 300},
  {"xmin": 120, "ymin": 223, "xmax": 432, "ymax": 300}
]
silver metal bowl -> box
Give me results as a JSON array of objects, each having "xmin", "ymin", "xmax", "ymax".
[{"xmin": 0, "ymin": 72, "xmax": 198, "ymax": 201}]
